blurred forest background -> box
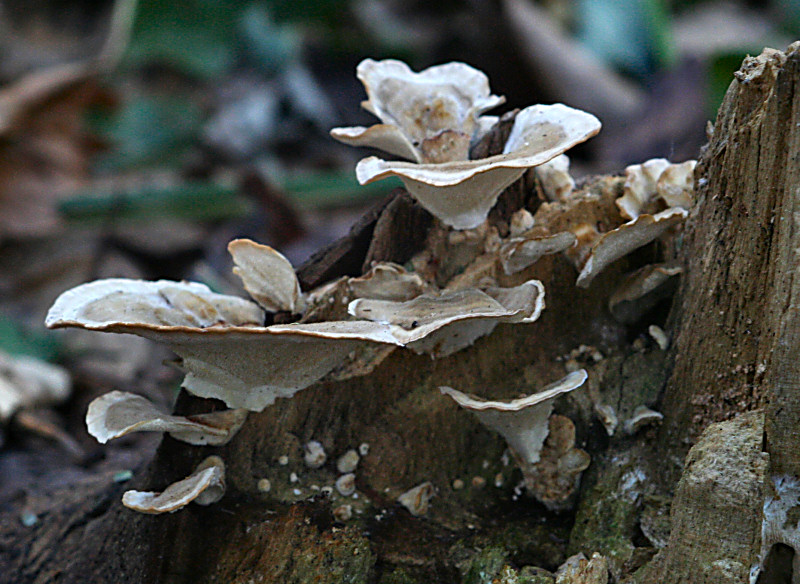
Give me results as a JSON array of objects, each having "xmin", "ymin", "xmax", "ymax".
[{"xmin": 0, "ymin": 0, "xmax": 797, "ymax": 536}]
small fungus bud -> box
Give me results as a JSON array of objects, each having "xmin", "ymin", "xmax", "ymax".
[
  {"xmin": 304, "ymin": 440, "xmax": 327, "ymax": 468},
  {"xmin": 336, "ymin": 449, "xmax": 360, "ymax": 474},
  {"xmin": 336, "ymin": 473, "xmax": 356, "ymax": 496}
]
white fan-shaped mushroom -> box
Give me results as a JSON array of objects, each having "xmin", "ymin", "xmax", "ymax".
[
  {"xmin": 576, "ymin": 208, "xmax": 687, "ymax": 288},
  {"xmin": 0, "ymin": 351, "xmax": 71, "ymax": 422},
  {"xmin": 228, "ymin": 239, "xmax": 305, "ymax": 314},
  {"xmin": 349, "ymin": 280, "xmax": 545, "ymax": 357},
  {"xmin": 45, "ymin": 279, "xmax": 400, "ymax": 410},
  {"xmin": 331, "ymin": 59, "xmax": 505, "ymax": 164},
  {"xmin": 356, "ymin": 103, "xmax": 601, "ymax": 230},
  {"xmin": 122, "ymin": 455, "xmax": 226, "ymax": 514},
  {"xmin": 439, "ymin": 369, "xmax": 587, "ymax": 466},
  {"xmin": 86, "ymin": 391, "xmax": 247, "ymax": 446}
]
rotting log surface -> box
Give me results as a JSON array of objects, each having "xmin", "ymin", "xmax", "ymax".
[
  {"xmin": 642, "ymin": 43, "xmax": 800, "ymax": 584},
  {"xmin": 658, "ymin": 44, "xmax": 800, "ymax": 482}
]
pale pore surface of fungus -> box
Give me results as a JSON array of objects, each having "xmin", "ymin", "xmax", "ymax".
[
  {"xmin": 355, "ymin": 103, "xmax": 601, "ymax": 230},
  {"xmin": 576, "ymin": 208, "xmax": 688, "ymax": 288},
  {"xmin": 86, "ymin": 390, "xmax": 247, "ymax": 446},
  {"xmin": 122, "ymin": 455, "xmax": 226, "ymax": 514},
  {"xmin": 46, "ymin": 278, "xmax": 402, "ymax": 410},
  {"xmin": 331, "ymin": 59, "xmax": 504, "ymax": 164},
  {"xmin": 348, "ymin": 280, "xmax": 545, "ymax": 357},
  {"xmin": 228, "ymin": 239, "xmax": 305, "ymax": 314},
  {"xmin": 0, "ymin": 350, "xmax": 71, "ymax": 422},
  {"xmin": 439, "ymin": 369, "xmax": 587, "ymax": 466}
]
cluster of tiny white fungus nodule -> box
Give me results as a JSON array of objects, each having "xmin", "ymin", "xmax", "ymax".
[{"xmin": 45, "ymin": 59, "xmax": 696, "ymax": 514}]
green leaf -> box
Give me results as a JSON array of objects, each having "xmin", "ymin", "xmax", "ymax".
[
  {"xmin": 280, "ymin": 170, "xmax": 403, "ymax": 208},
  {"xmin": 125, "ymin": 0, "xmax": 240, "ymax": 78},
  {"xmin": 708, "ymin": 52, "xmax": 749, "ymax": 117},
  {"xmin": 88, "ymin": 96, "xmax": 203, "ymax": 172},
  {"xmin": 0, "ymin": 314, "xmax": 60, "ymax": 361},
  {"xmin": 59, "ymin": 183, "xmax": 254, "ymax": 223},
  {"xmin": 575, "ymin": 0, "xmax": 674, "ymax": 76}
]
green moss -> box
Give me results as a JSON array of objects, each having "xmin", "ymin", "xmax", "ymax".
[
  {"xmin": 378, "ymin": 567, "xmax": 419, "ymax": 584},
  {"xmin": 463, "ymin": 545, "xmax": 509, "ymax": 584},
  {"xmin": 568, "ymin": 454, "xmax": 642, "ymax": 576},
  {"xmin": 288, "ymin": 529, "xmax": 375, "ymax": 584}
]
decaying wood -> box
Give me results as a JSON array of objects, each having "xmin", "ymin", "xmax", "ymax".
[
  {"xmin": 639, "ymin": 411, "xmax": 768, "ymax": 584},
  {"xmin": 643, "ymin": 42, "xmax": 800, "ymax": 584},
  {"xmin": 657, "ymin": 43, "xmax": 800, "ymax": 480}
]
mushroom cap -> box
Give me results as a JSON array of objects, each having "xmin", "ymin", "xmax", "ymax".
[
  {"xmin": 45, "ymin": 279, "xmax": 401, "ymax": 410},
  {"xmin": 397, "ymin": 482, "xmax": 436, "ymax": 516},
  {"xmin": 45, "ymin": 278, "xmax": 265, "ymax": 330},
  {"xmin": 616, "ymin": 158, "xmax": 671, "ymax": 220},
  {"xmin": 349, "ymin": 280, "xmax": 545, "ymax": 357},
  {"xmin": 500, "ymin": 231, "xmax": 577, "ymax": 275},
  {"xmin": 228, "ymin": 239, "xmax": 305, "ymax": 314},
  {"xmin": 534, "ymin": 154, "xmax": 575, "ymax": 202},
  {"xmin": 616, "ymin": 158, "xmax": 697, "ymax": 220},
  {"xmin": 576, "ymin": 208, "xmax": 688, "ymax": 288},
  {"xmin": 439, "ymin": 369, "xmax": 587, "ymax": 465},
  {"xmin": 122, "ymin": 455, "xmax": 226, "ymax": 514},
  {"xmin": 330, "ymin": 124, "xmax": 421, "ymax": 162},
  {"xmin": 657, "ymin": 159, "xmax": 697, "ymax": 209},
  {"xmin": 331, "ymin": 59, "xmax": 505, "ymax": 164},
  {"xmin": 86, "ymin": 390, "xmax": 247, "ymax": 446},
  {"xmin": 355, "ymin": 103, "xmax": 601, "ymax": 230}
]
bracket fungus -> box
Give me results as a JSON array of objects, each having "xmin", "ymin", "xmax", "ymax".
[
  {"xmin": 349, "ymin": 279, "xmax": 545, "ymax": 357},
  {"xmin": 534, "ymin": 154, "xmax": 576, "ymax": 202},
  {"xmin": 347, "ymin": 262, "xmax": 429, "ymax": 302},
  {"xmin": 354, "ymin": 103, "xmax": 602, "ymax": 230},
  {"xmin": 122, "ymin": 455, "xmax": 226, "ymax": 514},
  {"xmin": 332, "ymin": 58, "xmax": 601, "ymax": 229},
  {"xmin": 86, "ymin": 391, "xmax": 247, "ymax": 446},
  {"xmin": 397, "ymin": 482, "xmax": 436, "ymax": 517},
  {"xmin": 500, "ymin": 231, "xmax": 577, "ymax": 275},
  {"xmin": 330, "ymin": 59, "xmax": 505, "ymax": 164},
  {"xmin": 440, "ymin": 369, "xmax": 588, "ymax": 504},
  {"xmin": 608, "ymin": 263, "xmax": 683, "ymax": 324},
  {"xmin": 45, "ymin": 278, "xmax": 399, "ymax": 410},
  {"xmin": 575, "ymin": 208, "xmax": 687, "ymax": 288},
  {"xmin": 616, "ymin": 158, "xmax": 697, "ymax": 220},
  {"xmin": 228, "ymin": 238, "xmax": 306, "ymax": 313}
]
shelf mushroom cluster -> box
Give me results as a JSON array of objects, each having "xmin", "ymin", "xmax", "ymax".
[{"xmin": 45, "ymin": 58, "xmax": 698, "ymax": 514}]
